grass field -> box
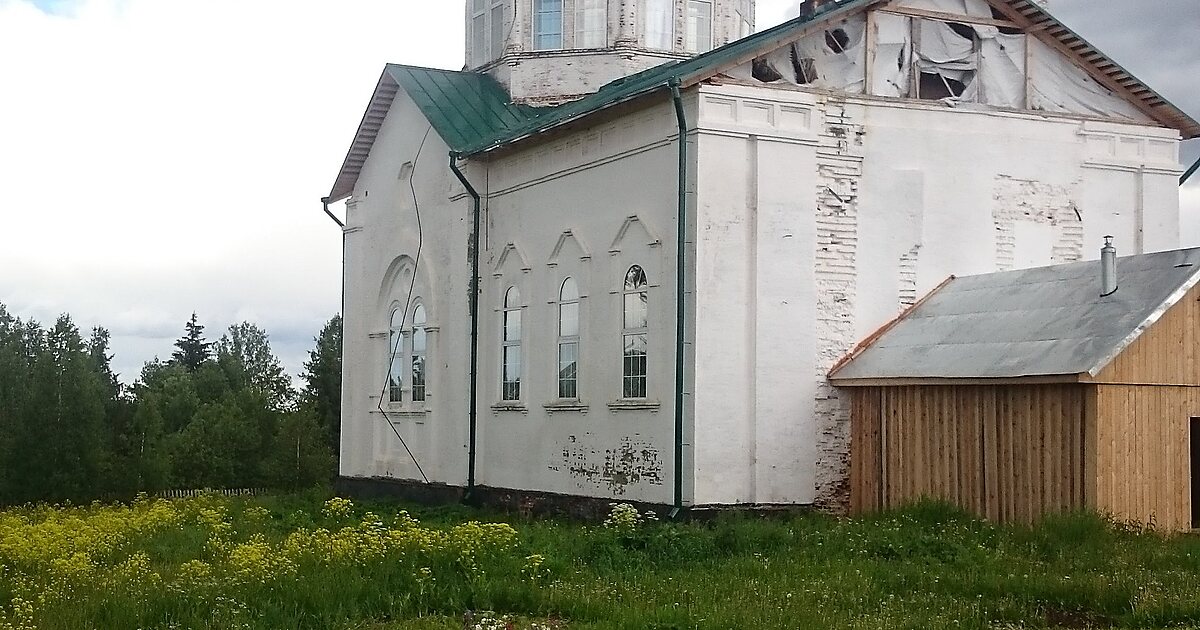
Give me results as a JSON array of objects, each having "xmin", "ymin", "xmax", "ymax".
[{"xmin": 1, "ymin": 491, "xmax": 1200, "ymax": 629}]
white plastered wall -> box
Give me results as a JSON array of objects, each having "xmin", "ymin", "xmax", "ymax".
[
  {"xmin": 340, "ymin": 89, "xmax": 473, "ymax": 488},
  {"xmin": 690, "ymin": 80, "xmax": 1182, "ymax": 507},
  {"xmin": 474, "ymin": 99, "xmax": 691, "ymax": 503}
]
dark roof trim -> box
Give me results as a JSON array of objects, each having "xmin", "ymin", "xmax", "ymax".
[{"xmin": 990, "ymin": 0, "xmax": 1199, "ymax": 140}]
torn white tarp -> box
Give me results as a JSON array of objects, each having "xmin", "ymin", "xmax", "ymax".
[
  {"xmin": 726, "ymin": 16, "xmax": 867, "ymax": 93},
  {"xmin": 1027, "ymin": 38, "xmax": 1149, "ymax": 122},
  {"xmin": 962, "ymin": 32, "xmax": 1025, "ymax": 108},
  {"xmin": 869, "ymin": 12, "xmax": 912, "ymax": 97},
  {"xmin": 915, "ymin": 19, "xmax": 976, "ymax": 97}
]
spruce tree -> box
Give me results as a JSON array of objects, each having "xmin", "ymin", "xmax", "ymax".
[
  {"xmin": 301, "ymin": 315, "xmax": 342, "ymax": 452},
  {"xmin": 171, "ymin": 313, "xmax": 213, "ymax": 372}
]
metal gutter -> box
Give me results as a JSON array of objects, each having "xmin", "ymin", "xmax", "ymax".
[
  {"xmin": 448, "ymin": 154, "xmax": 482, "ymax": 501},
  {"xmin": 669, "ymin": 79, "xmax": 688, "ymax": 517}
]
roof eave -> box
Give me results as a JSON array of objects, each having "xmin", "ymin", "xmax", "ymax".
[
  {"xmin": 327, "ymin": 69, "xmax": 401, "ymax": 203},
  {"xmin": 992, "ymin": 0, "xmax": 1200, "ymax": 139},
  {"xmin": 829, "ymin": 374, "xmax": 1089, "ymax": 387}
]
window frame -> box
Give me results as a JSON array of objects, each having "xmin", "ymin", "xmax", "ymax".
[
  {"xmin": 387, "ymin": 307, "xmax": 405, "ymax": 404},
  {"xmin": 532, "ymin": 0, "xmax": 565, "ymax": 51},
  {"xmin": 502, "ymin": 286, "xmax": 523, "ymax": 402},
  {"xmin": 557, "ymin": 278, "xmax": 581, "ymax": 400},
  {"xmin": 643, "ymin": 0, "xmax": 675, "ymax": 50},
  {"xmin": 471, "ymin": 0, "xmax": 488, "ymax": 67},
  {"xmin": 686, "ymin": 0, "xmax": 714, "ymax": 54},
  {"xmin": 574, "ymin": 0, "xmax": 608, "ymax": 49},
  {"xmin": 410, "ymin": 303, "xmax": 428, "ymax": 404},
  {"xmin": 621, "ymin": 265, "xmax": 649, "ymax": 400}
]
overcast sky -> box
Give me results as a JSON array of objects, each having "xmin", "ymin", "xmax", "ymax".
[{"xmin": 0, "ymin": 0, "xmax": 1196, "ymax": 384}]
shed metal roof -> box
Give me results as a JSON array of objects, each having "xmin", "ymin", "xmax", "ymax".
[
  {"xmin": 829, "ymin": 248, "xmax": 1200, "ymax": 383},
  {"xmin": 327, "ymin": 0, "xmax": 1200, "ymax": 202}
]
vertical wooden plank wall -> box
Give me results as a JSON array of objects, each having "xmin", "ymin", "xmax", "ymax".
[
  {"xmin": 849, "ymin": 384, "xmax": 1087, "ymax": 524},
  {"xmin": 849, "ymin": 388, "xmax": 883, "ymax": 514},
  {"xmin": 1092, "ymin": 385, "xmax": 1198, "ymax": 531},
  {"xmin": 1091, "ymin": 286, "xmax": 1200, "ymax": 531}
]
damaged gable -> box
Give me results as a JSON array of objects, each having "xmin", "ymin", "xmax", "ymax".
[{"xmin": 720, "ymin": 0, "xmax": 1194, "ymax": 134}]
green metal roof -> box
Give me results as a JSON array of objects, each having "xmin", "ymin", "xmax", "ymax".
[{"xmin": 385, "ymin": 64, "xmax": 538, "ymax": 155}]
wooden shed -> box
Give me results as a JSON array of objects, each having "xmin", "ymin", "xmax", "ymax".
[{"xmin": 829, "ymin": 247, "xmax": 1200, "ymax": 531}]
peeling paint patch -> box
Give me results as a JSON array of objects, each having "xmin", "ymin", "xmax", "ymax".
[{"xmin": 552, "ymin": 434, "xmax": 664, "ymax": 495}]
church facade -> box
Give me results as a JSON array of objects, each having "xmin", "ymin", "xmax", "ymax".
[{"xmin": 326, "ymin": 0, "xmax": 1198, "ymax": 511}]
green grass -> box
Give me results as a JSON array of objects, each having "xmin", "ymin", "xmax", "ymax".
[{"xmin": 3, "ymin": 492, "xmax": 1200, "ymax": 629}]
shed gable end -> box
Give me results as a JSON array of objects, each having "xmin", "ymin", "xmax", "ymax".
[{"xmin": 1096, "ymin": 282, "xmax": 1200, "ymax": 386}]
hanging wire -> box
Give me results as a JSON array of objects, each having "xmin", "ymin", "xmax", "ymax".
[{"xmin": 375, "ymin": 125, "xmax": 434, "ymax": 483}]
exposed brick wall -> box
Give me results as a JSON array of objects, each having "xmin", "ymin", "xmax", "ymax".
[
  {"xmin": 813, "ymin": 98, "xmax": 864, "ymax": 512},
  {"xmin": 993, "ymin": 175, "xmax": 1084, "ymax": 270}
]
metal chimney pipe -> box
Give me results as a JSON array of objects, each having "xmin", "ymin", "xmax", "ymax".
[{"xmin": 1101, "ymin": 236, "xmax": 1118, "ymax": 297}]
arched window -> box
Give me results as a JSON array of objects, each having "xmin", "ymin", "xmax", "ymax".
[
  {"xmin": 502, "ymin": 286, "xmax": 522, "ymax": 401},
  {"xmin": 622, "ymin": 266, "xmax": 648, "ymax": 399},
  {"xmin": 558, "ymin": 278, "xmax": 580, "ymax": 399},
  {"xmin": 411, "ymin": 304, "xmax": 427, "ymax": 403},
  {"xmin": 388, "ymin": 307, "xmax": 404, "ymax": 403}
]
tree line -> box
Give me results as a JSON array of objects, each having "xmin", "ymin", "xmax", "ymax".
[{"xmin": 0, "ymin": 305, "xmax": 342, "ymax": 504}]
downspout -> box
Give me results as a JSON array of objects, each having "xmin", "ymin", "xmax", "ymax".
[
  {"xmin": 669, "ymin": 78, "xmax": 688, "ymax": 517},
  {"xmin": 448, "ymin": 153, "xmax": 482, "ymax": 502},
  {"xmin": 1183, "ymin": 155, "xmax": 1200, "ymax": 186},
  {"xmin": 321, "ymin": 196, "xmax": 347, "ymax": 472},
  {"xmin": 320, "ymin": 197, "xmax": 346, "ymax": 316}
]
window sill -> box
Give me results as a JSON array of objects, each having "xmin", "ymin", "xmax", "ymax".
[
  {"xmin": 491, "ymin": 402, "xmax": 528, "ymax": 415},
  {"xmin": 543, "ymin": 400, "xmax": 589, "ymax": 415},
  {"xmin": 372, "ymin": 407, "xmax": 430, "ymax": 422},
  {"xmin": 607, "ymin": 400, "xmax": 661, "ymax": 412}
]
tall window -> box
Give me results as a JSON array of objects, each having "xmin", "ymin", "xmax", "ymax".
[
  {"xmin": 472, "ymin": 0, "xmax": 488, "ymax": 66},
  {"xmin": 502, "ymin": 286, "xmax": 522, "ymax": 401},
  {"xmin": 388, "ymin": 308, "xmax": 404, "ymax": 403},
  {"xmin": 736, "ymin": 6, "xmax": 752, "ymax": 39},
  {"xmin": 533, "ymin": 0, "xmax": 564, "ymax": 50},
  {"xmin": 490, "ymin": 0, "xmax": 506, "ymax": 59},
  {"xmin": 575, "ymin": 0, "xmax": 607, "ymax": 48},
  {"xmin": 411, "ymin": 304, "xmax": 427, "ymax": 403},
  {"xmin": 644, "ymin": 0, "xmax": 674, "ymax": 50},
  {"xmin": 622, "ymin": 266, "xmax": 648, "ymax": 399},
  {"xmin": 558, "ymin": 278, "xmax": 580, "ymax": 399},
  {"xmin": 686, "ymin": 0, "xmax": 713, "ymax": 53}
]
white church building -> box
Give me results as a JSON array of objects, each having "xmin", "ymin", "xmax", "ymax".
[{"xmin": 326, "ymin": 0, "xmax": 1198, "ymax": 512}]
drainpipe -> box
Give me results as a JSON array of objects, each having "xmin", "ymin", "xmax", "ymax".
[
  {"xmin": 669, "ymin": 78, "xmax": 688, "ymax": 517},
  {"xmin": 321, "ymin": 196, "xmax": 347, "ymax": 473},
  {"xmin": 1183, "ymin": 155, "xmax": 1200, "ymax": 186},
  {"xmin": 448, "ymin": 154, "xmax": 482, "ymax": 502},
  {"xmin": 320, "ymin": 196, "xmax": 346, "ymax": 315}
]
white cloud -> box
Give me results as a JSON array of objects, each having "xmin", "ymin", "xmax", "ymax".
[{"xmin": 0, "ymin": 0, "xmax": 465, "ymax": 381}]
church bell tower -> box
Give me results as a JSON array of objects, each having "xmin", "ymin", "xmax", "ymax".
[{"xmin": 466, "ymin": 0, "xmax": 755, "ymax": 104}]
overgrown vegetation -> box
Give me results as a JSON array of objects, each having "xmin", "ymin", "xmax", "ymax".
[
  {"xmin": 2, "ymin": 495, "xmax": 1200, "ymax": 629},
  {"xmin": 0, "ymin": 304, "xmax": 341, "ymax": 503}
]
